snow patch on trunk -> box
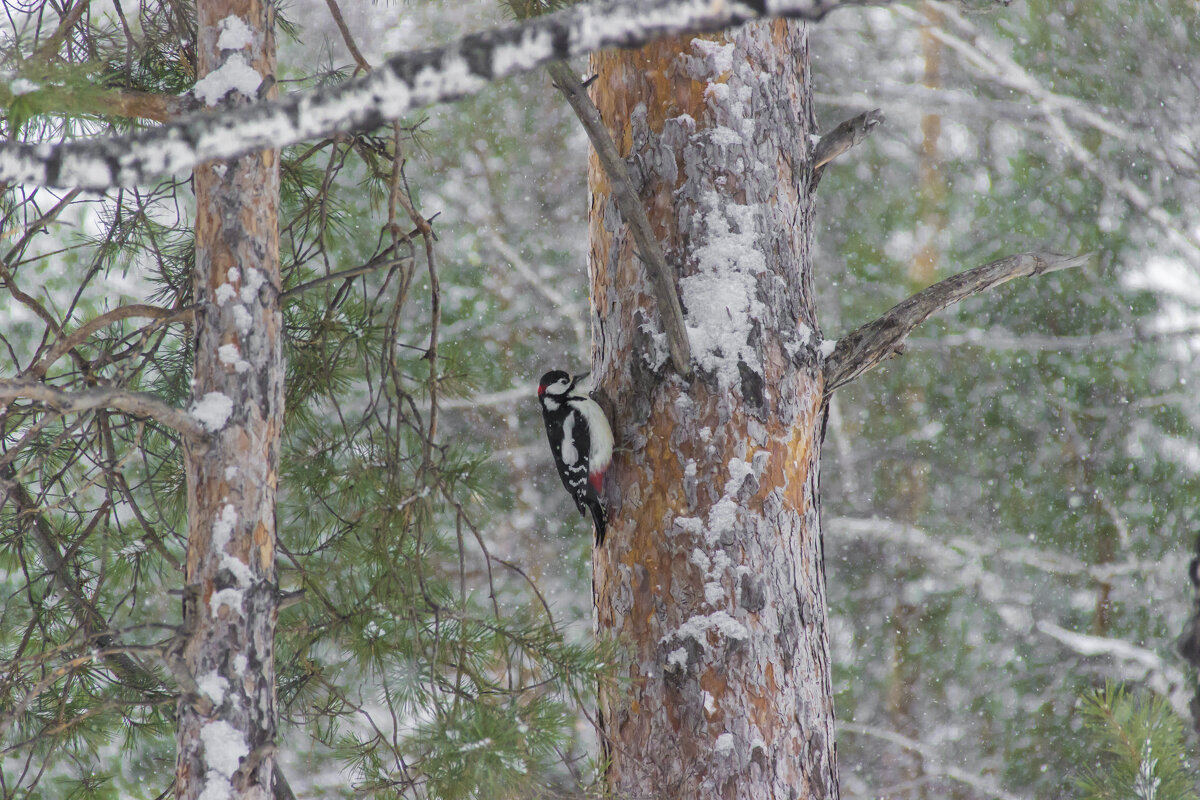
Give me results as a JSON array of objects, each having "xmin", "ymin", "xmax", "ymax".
[
  {"xmin": 191, "ymin": 392, "xmax": 233, "ymax": 432},
  {"xmin": 680, "ymin": 192, "xmax": 765, "ymax": 391}
]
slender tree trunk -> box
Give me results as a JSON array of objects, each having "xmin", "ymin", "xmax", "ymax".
[
  {"xmin": 589, "ymin": 21, "xmax": 838, "ymax": 799},
  {"xmin": 176, "ymin": 0, "xmax": 281, "ymax": 797}
]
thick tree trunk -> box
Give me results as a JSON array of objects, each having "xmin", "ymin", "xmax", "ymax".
[
  {"xmin": 589, "ymin": 21, "xmax": 838, "ymax": 799},
  {"xmin": 176, "ymin": 0, "xmax": 281, "ymax": 798}
]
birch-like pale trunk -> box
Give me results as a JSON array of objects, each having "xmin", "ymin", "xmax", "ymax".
[
  {"xmin": 589, "ymin": 21, "xmax": 838, "ymax": 799},
  {"xmin": 176, "ymin": 0, "xmax": 282, "ymax": 797}
]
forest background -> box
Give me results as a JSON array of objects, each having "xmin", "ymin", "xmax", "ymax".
[{"xmin": 1, "ymin": 0, "xmax": 1198, "ymax": 798}]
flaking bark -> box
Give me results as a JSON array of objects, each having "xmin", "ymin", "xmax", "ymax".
[
  {"xmin": 589, "ymin": 22, "xmax": 838, "ymax": 799},
  {"xmin": 175, "ymin": 0, "xmax": 282, "ymax": 798}
]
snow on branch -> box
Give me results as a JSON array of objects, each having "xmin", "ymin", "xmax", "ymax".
[
  {"xmin": 1037, "ymin": 620, "xmax": 1189, "ymax": 719},
  {"xmin": 822, "ymin": 251, "xmax": 1090, "ymax": 394},
  {"xmin": 0, "ymin": 379, "xmax": 209, "ymax": 441},
  {"xmin": 830, "ymin": 515, "xmax": 1190, "ymax": 718},
  {"xmin": 839, "ymin": 723, "xmax": 1027, "ymax": 800},
  {"xmin": 4, "ymin": 0, "xmax": 875, "ymax": 190}
]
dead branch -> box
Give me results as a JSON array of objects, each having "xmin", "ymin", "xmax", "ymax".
[
  {"xmin": 823, "ymin": 251, "xmax": 1090, "ymax": 394},
  {"xmin": 812, "ymin": 108, "xmax": 884, "ymax": 171},
  {"xmin": 547, "ymin": 60, "xmax": 692, "ymax": 378},
  {"xmin": 0, "ymin": 379, "xmax": 209, "ymax": 441}
]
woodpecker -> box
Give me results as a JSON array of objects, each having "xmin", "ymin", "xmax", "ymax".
[{"xmin": 537, "ymin": 370, "xmax": 614, "ymax": 545}]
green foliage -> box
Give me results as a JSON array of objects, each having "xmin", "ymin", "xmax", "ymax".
[
  {"xmin": 1, "ymin": 2, "xmax": 608, "ymax": 797},
  {"xmin": 1075, "ymin": 684, "xmax": 1197, "ymax": 800}
]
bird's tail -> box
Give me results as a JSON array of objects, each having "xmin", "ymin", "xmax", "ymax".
[{"xmin": 587, "ymin": 498, "xmax": 608, "ymax": 546}]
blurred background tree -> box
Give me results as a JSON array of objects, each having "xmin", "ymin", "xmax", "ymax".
[{"xmin": 1, "ymin": 0, "xmax": 1197, "ymax": 798}]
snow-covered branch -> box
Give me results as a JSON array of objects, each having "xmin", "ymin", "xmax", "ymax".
[
  {"xmin": 1036, "ymin": 620, "xmax": 1189, "ymax": 719},
  {"xmin": 829, "ymin": 516, "xmax": 1190, "ymax": 718},
  {"xmin": 895, "ymin": 1, "xmax": 1200, "ymax": 263},
  {"xmin": 0, "ymin": 379, "xmax": 209, "ymax": 441},
  {"xmin": 823, "ymin": 251, "xmax": 1090, "ymax": 393},
  {"xmin": 2, "ymin": 0, "xmax": 877, "ymax": 190},
  {"xmin": 839, "ymin": 723, "xmax": 1027, "ymax": 800},
  {"xmin": 903, "ymin": 324, "xmax": 1200, "ymax": 353}
]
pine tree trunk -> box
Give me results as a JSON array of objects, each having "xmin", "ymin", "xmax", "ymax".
[
  {"xmin": 589, "ymin": 20, "xmax": 838, "ymax": 800},
  {"xmin": 176, "ymin": 0, "xmax": 281, "ymax": 797}
]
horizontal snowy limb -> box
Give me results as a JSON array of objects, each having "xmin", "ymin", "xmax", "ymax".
[
  {"xmin": 823, "ymin": 251, "xmax": 1090, "ymax": 393},
  {"xmin": 0, "ymin": 0, "xmax": 895, "ymax": 189},
  {"xmin": 0, "ymin": 379, "xmax": 209, "ymax": 441},
  {"xmin": 1037, "ymin": 620, "xmax": 1188, "ymax": 720}
]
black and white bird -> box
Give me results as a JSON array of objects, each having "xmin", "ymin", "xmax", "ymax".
[{"xmin": 537, "ymin": 370, "xmax": 614, "ymax": 545}]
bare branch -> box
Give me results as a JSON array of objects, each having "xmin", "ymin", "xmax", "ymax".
[
  {"xmin": 812, "ymin": 108, "xmax": 884, "ymax": 170},
  {"xmin": 0, "ymin": 86, "xmax": 189, "ymax": 124},
  {"xmin": 26, "ymin": 303, "xmax": 187, "ymax": 378},
  {"xmin": 823, "ymin": 251, "xmax": 1090, "ymax": 394},
  {"xmin": 322, "ymin": 0, "xmax": 372, "ymax": 74},
  {"xmin": 0, "ymin": 379, "xmax": 209, "ymax": 441},
  {"xmin": 547, "ymin": 60, "xmax": 692, "ymax": 378},
  {"xmin": 0, "ymin": 0, "xmax": 885, "ymax": 189}
]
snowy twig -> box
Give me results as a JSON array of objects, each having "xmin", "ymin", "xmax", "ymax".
[
  {"xmin": 829, "ymin": 515, "xmax": 1191, "ymax": 718},
  {"xmin": 812, "ymin": 108, "xmax": 884, "ymax": 171},
  {"xmin": 547, "ymin": 60, "xmax": 692, "ymax": 378},
  {"xmin": 823, "ymin": 251, "xmax": 1090, "ymax": 393},
  {"xmin": 894, "ymin": 1, "xmax": 1200, "ymax": 263},
  {"xmin": 0, "ymin": 379, "xmax": 209, "ymax": 441},
  {"xmin": 838, "ymin": 723, "xmax": 1027, "ymax": 800},
  {"xmin": 1, "ymin": 0, "xmax": 885, "ymax": 189},
  {"xmin": 1037, "ymin": 620, "xmax": 1189, "ymax": 719},
  {"xmin": 481, "ymin": 226, "xmax": 588, "ymax": 350},
  {"xmin": 827, "ymin": 515, "xmax": 1167, "ymax": 588}
]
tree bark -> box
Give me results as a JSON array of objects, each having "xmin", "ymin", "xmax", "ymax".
[
  {"xmin": 176, "ymin": 0, "xmax": 282, "ymax": 798},
  {"xmin": 589, "ymin": 21, "xmax": 838, "ymax": 799}
]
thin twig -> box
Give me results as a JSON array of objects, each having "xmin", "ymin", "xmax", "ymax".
[
  {"xmin": 322, "ymin": 0, "xmax": 372, "ymax": 73},
  {"xmin": 26, "ymin": 303, "xmax": 185, "ymax": 378},
  {"xmin": 279, "ymin": 252, "xmax": 412, "ymax": 300},
  {"xmin": 30, "ymin": 0, "xmax": 90, "ymax": 61},
  {"xmin": 839, "ymin": 723, "xmax": 1027, "ymax": 800}
]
